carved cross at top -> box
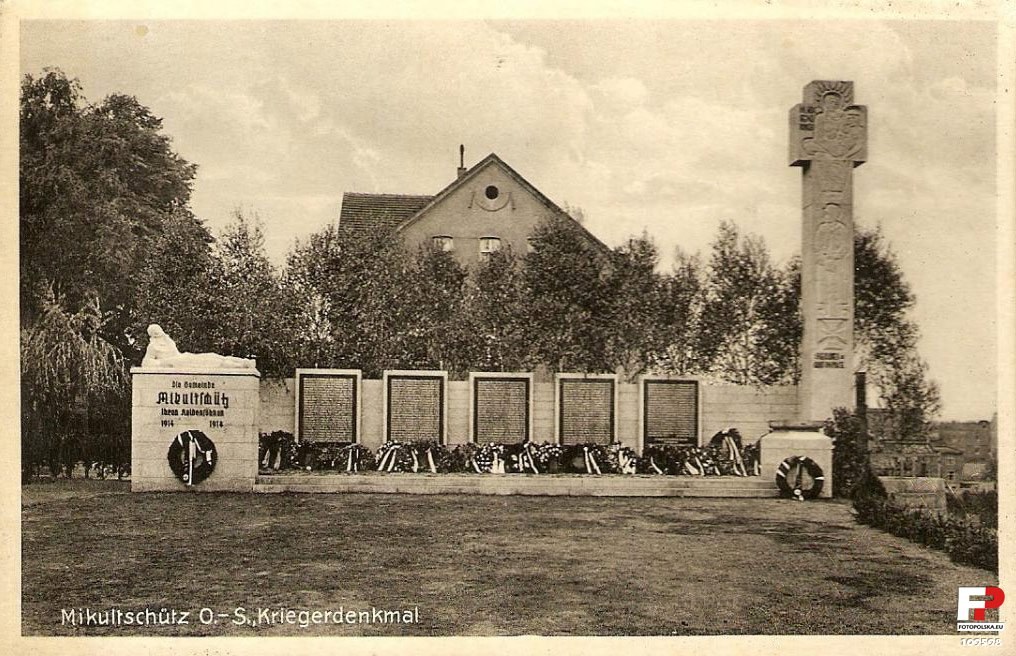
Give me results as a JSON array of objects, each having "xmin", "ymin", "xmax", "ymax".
[{"xmin": 790, "ymin": 80, "xmax": 867, "ymax": 167}]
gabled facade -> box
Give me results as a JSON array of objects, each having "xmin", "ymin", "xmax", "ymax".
[{"xmin": 338, "ymin": 152, "xmax": 607, "ymax": 267}]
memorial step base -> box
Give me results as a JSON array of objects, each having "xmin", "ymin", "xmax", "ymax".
[{"xmin": 253, "ymin": 472, "xmax": 781, "ymax": 497}]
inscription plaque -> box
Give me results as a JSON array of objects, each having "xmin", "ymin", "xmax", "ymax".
[
  {"xmin": 473, "ymin": 377, "xmax": 529, "ymax": 443},
  {"xmin": 387, "ymin": 376, "xmax": 444, "ymax": 442},
  {"xmin": 558, "ymin": 379, "xmax": 614, "ymax": 445},
  {"xmin": 299, "ymin": 373, "xmax": 357, "ymax": 442},
  {"xmin": 644, "ymin": 380, "xmax": 699, "ymax": 446}
]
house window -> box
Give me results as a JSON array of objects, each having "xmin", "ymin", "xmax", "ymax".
[
  {"xmin": 432, "ymin": 235, "xmax": 454, "ymax": 252},
  {"xmin": 478, "ymin": 236, "xmax": 501, "ymax": 261},
  {"xmin": 485, "ymin": 185, "xmax": 500, "ymax": 200}
]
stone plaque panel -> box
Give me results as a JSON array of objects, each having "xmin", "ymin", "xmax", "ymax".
[
  {"xmin": 644, "ymin": 380, "xmax": 699, "ymax": 446},
  {"xmin": 558, "ymin": 379, "xmax": 614, "ymax": 445},
  {"xmin": 473, "ymin": 377, "xmax": 530, "ymax": 443},
  {"xmin": 299, "ymin": 373, "xmax": 357, "ymax": 442},
  {"xmin": 387, "ymin": 376, "xmax": 444, "ymax": 443}
]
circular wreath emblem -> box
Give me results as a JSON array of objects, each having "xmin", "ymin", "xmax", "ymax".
[
  {"xmin": 167, "ymin": 430, "xmax": 217, "ymax": 486},
  {"xmin": 775, "ymin": 455, "xmax": 824, "ymax": 500}
]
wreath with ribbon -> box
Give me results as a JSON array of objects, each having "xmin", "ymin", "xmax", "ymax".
[
  {"xmin": 167, "ymin": 430, "xmax": 217, "ymax": 486},
  {"xmin": 473, "ymin": 443, "xmax": 507, "ymax": 473},
  {"xmin": 413, "ymin": 441, "xmax": 454, "ymax": 473},
  {"xmin": 775, "ymin": 455, "xmax": 825, "ymax": 500},
  {"xmin": 533, "ymin": 442, "xmax": 563, "ymax": 472},
  {"xmin": 375, "ymin": 441, "xmax": 416, "ymax": 472},
  {"xmin": 296, "ymin": 441, "xmax": 348, "ymax": 470},
  {"xmin": 339, "ymin": 443, "xmax": 376, "ymax": 472}
]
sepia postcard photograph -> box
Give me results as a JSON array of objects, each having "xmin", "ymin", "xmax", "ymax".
[{"xmin": 2, "ymin": 2, "xmax": 1013, "ymax": 655}]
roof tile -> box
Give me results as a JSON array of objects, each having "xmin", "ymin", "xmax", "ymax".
[{"xmin": 338, "ymin": 192, "xmax": 433, "ymax": 243}]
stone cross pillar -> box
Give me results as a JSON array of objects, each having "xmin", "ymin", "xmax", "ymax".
[{"xmin": 790, "ymin": 80, "xmax": 867, "ymax": 422}]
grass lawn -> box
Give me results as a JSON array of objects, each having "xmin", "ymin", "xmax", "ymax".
[{"xmin": 22, "ymin": 479, "xmax": 996, "ymax": 636}]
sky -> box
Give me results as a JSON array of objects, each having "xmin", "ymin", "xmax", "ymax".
[{"xmin": 17, "ymin": 16, "xmax": 1005, "ymax": 420}]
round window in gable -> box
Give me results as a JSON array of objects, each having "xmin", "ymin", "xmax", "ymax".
[{"xmin": 485, "ymin": 185, "xmax": 500, "ymax": 200}]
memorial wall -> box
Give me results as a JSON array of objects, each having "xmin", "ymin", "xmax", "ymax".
[{"xmin": 258, "ymin": 373, "xmax": 798, "ymax": 451}]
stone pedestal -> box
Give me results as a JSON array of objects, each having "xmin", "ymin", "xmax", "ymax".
[
  {"xmin": 131, "ymin": 366, "xmax": 261, "ymax": 492},
  {"xmin": 759, "ymin": 424, "xmax": 833, "ymax": 498}
]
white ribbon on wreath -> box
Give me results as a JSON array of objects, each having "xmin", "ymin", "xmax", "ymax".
[
  {"xmin": 376, "ymin": 442, "xmax": 403, "ymax": 472},
  {"xmin": 491, "ymin": 445, "xmax": 505, "ymax": 474},
  {"xmin": 724, "ymin": 434, "xmax": 748, "ymax": 477},
  {"xmin": 521, "ymin": 442, "xmax": 540, "ymax": 474}
]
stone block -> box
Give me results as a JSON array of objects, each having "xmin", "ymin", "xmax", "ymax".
[
  {"xmin": 759, "ymin": 427, "xmax": 833, "ymax": 498},
  {"xmin": 132, "ymin": 368, "xmax": 260, "ymax": 493},
  {"xmin": 878, "ymin": 476, "xmax": 948, "ymax": 511}
]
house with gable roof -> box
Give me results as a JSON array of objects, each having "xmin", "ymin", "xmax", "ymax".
[{"xmin": 337, "ymin": 148, "xmax": 608, "ymax": 267}]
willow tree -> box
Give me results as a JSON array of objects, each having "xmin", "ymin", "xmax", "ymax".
[{"xmin": 21, "ymin": 293, "xmax": 128, "ymax": 479}]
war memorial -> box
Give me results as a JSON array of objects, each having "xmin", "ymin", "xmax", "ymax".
[{"xmin": 127, "ymin": 80, "xmax": 878, "ymax": 501}]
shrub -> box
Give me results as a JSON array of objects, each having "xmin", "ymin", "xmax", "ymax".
[
  {"xmin": 825, "ymin": 408, "xmax": 872, "ymax": 498},
  {"xmin": 852, "ymin": 494, "xmax": 997, "ymax": 572},
  {"xmin": 946, "ymin": 489, "xmax": 998, "ymax": 528}
]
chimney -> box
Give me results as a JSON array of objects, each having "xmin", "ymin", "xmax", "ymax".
[{"xmin": 457, "ymin": 144, "xmax": 467, "ymax": 179}]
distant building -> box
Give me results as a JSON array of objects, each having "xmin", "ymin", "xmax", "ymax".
[
  {"xmin": 337, "ymin": 149, "xmax": 607, "ymax": 267},
  {"xmin": 931, "ymin": 418, "xmax": 997, "ymax": 482},
  {"xmin": 934, "ymin": 444, "xmax": 965, "ymax": 483},
  {"xmin": 867, "ymin": 409, "xmax": 997, "ymax": 482}
]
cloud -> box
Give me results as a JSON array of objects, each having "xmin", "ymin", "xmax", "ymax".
[{"xmin": 590, "ymin": 76, "xmax": 649, "ymax": 111}]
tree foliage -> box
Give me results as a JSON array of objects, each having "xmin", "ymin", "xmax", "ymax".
[
  {"xmin": 454, "ymin": 249, "xmax": 529, "ymax": 373},
  {"xmin": 20, "ymin": 69, "xmax": 202, "ymax": 334},
  {"xmin": 20, "ymin": 70, "xmax": 209, "ymax": 476},
  {"xmin": 200, "ymin": 210, "xmax": 307, "ymax": 377},
  {"xmin": 520, "ymin": 216, "xmax": 614, "ymax": 372},
  {"xmin": 852, "ymin": 227, "xmax": 940, "ymax": 438},
  {"xmin": 21, "ymin": 292, "xmax": 128, "ymax": 478},
  {"xmin": 279, "ymin": 214, "xmax": 933, "ymax": 417},
  {"xmin": 599, "ymin": 234, "xmax": 674, "ymax": 380},
  {"xmin": 689, "ymin": 221, "xmax": 800, "ymax": 385},
  {"xmin": 870, "ymin": 349, "xmax": 942, "ymax": 441},
  {"xmin": 854, "ymin": 227, "xmax": 919, "ymax": 363}
]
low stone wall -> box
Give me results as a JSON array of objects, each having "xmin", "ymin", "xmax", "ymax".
[
  {"xmin": 878, "ymin": 476, "xmax": 948, "ymax": 511},
  {"xmin": 254, "ymin": 472, "xmax": 780, "ymax": 497},
  {"xmin": 258, "ymin": 375, "xmax": 798, "ymax": 451}
]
